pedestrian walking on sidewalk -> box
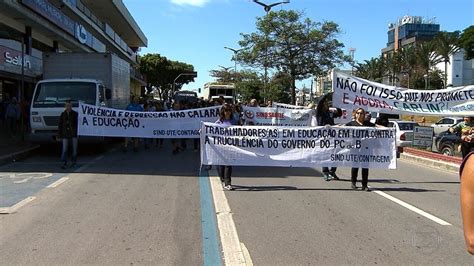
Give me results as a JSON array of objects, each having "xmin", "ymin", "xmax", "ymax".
[
  {"xmin": 58, "ymin": 100, "xmax": 78, "ymax": 169},
  {"xmin": 346, "ymin": 108, "xmax": 375, "ymax": 191}
]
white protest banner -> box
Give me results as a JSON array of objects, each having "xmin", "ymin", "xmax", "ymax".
[
  {"xmin": 332, "ymin": 71, "xmax": 474, "ymax": 116},
  {"xmin": 242, "ymin": 106, "xmax": 314, "ymax": 126},
  {"xmin": 273, "ymin": 102, "xmax": 306, "ymax": 109},
  {"xmin": 78, "ymin": 103, "xmax": 220, "ymax": 138},
  {"xmin": 200, "ymin": 123, "xmax": 397, "ymax": 169}
]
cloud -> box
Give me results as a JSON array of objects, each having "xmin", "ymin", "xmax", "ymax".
[{"xmin": 170, "ymin": 0, "xmax": 210, "ymax": 7}]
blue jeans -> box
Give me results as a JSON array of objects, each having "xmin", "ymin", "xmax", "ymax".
[{"xmin": 61, "ymin": 137, "xmax": 78, "ymax": 163}]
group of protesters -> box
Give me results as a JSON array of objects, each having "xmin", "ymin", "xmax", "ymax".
[{"xmin": 56, "ymin": 93, "xmax": 474, "ymax": 191}]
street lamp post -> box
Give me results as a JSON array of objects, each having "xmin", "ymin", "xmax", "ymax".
[
  {"xmin": 172, "ymin": 72, "xmax": 198, "ymax": 94},
  {"xmin": 252, "ymin": 0, "xmax": 289, "ymax": 101},
  {"xmin": 224, "ymin": 46, "xmax": 242, "ymax": 75}
]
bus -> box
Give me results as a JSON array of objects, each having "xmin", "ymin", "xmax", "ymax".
[
  {"xmin": 203, "ymin": 83, "xmax": 235, "ymax": 103},
  {"xmin": 174, "ymin": 90, "xmax": 198, "ymax": 104}
]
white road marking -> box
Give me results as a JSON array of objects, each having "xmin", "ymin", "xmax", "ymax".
[
  {"xmin": 0, "ymin": 196, "xmax": 36, "ymax": 214},
  {"xmin": 372, "ymin": 188, "xmax": 451, "ymax": 226},
  {"xmin": 208, "ymin": 169, "xmax": 252, "ymax": 265},
  {"xmin": 240, "ymin": 242, "xmax": 254, "ymax": 266},
  {"xmin": 47, "ymin": 177, "xmax": 69, "ymax": 188}
]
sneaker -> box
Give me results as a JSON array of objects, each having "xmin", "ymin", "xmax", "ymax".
[
  {"xmin": 329, "ymin": 173, "xmax": 340, "ymax": 180},
  {"xmin": 223, "ymin": 184, "xmax": 233, "ymax": 191},
  {"xmin": 70, "ymin": 162, "xmax": 77, "ymax": 168},
  {"xmin": 61, "ymin": 163, "xmax": 67, "ymax": 169},
  {"xmin": 323, "ymin": 173, "xmax": 332, "ymax": 181},
  {"xmin": 351, "ymin": 184, "xmax": 357, "ymax": 190},
  {"xmin": 361, "ymin": 186, "xmax": 371, "ymax": 192}
]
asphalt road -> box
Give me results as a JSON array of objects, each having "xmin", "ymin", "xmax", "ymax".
[{"xmin": 0, "ymin": 142, "xmax": 472, "ymax": 264}]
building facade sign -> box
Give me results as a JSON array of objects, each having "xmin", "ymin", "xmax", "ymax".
[
  {"xmin": 75, "ymin": 23, "xmax": 94, "ymax": 48},
  {"xmin": 22, "ymin": 0, "xmax": 76, "ymax": 36},
  {"xmin": 0, "ymin": 46, "xmax": 42, "ymax": 77}
]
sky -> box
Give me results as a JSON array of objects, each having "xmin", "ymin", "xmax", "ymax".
[{"xmin": 123, "ymin": 0, "xmax": 473, "ymax": 93}]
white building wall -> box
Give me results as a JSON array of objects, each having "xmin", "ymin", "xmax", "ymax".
[{"xmin": 435, "ymin": 49, "xmax": 474, "ymax": 86}]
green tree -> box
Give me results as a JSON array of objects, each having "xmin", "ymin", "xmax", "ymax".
[
  {"xmin": 434, "ymin": 31, "xmax": 461, "ymax": 88},
  {"xmin": 140, "ymin": 53, "xmax": 195, "ymax": 101},
  {"xmin": 354, "ymin": 56, "xmax": 385, "ymax": 82},
  {"xmin": 384, "ymin": 50, "xmax": 403, "ymax": 85},
  {"xmin": 399, "ymin": 45, "xmax": 417, "ymax": 88},
  {"xmin": 209, "ymin": 66, "xmax": 236, "ymax": 83},
  {"xmin": 459, "ymin": 26, "xmax": 474, "ymax": 60},
  {"xmin": 265, "ymin": 72, "xmax": 292, "ymax": 103},
  {"xmin": 235, "ymin": 70, "xmax": 263, "ymax": 103},
  {"xmin": 414, "ymin": 42, "xmax": 443, "ymax": 89},
  {"xmin": 237, "ymin": 10, "xmax": 348, "ymax": 104}
]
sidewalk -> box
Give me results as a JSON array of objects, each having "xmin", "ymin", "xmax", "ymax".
[{"xmin": 0, "ymin": 126, "xmax": 39, "ymax": 166}]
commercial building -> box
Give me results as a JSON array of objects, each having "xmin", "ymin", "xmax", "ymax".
[
  {"xmin": 0, "ymin": 0, "xmax": 147, "ymax": 104},
  {"xmin": 381, "ymin": 15, "xmax": 473, "ymax": 87},
  {"xmin": 381, "ymin": 15, "xmax": 440, "ymax": 56}
]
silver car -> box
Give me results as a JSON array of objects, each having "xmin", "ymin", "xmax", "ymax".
[
  {"xmin": 388, "ymin": 121, "xmax": 420, "ymax": 147},
  {"xmin": 431, "ymin": 117, "xmax": 463, "ymax": 136}
]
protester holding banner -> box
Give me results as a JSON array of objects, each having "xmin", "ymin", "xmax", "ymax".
[
  {"xmin": 346, "ymin": 107, "xmax": 375, "ymax": 191},
  {"xmin": 460, "ymin": 151, "xmax": 474, "ymax": 255},
  {"xmin": 449, "ymin": 116, "xmax": 474, "ymax": 159},
  {"xmin": 171, "ymin": 101, "xmax": 184, "ymax": 155},
  {"xmin": 58, "ymin": 100, "xmax": 78, "ymax": 169},
  {"xmin": 123, "ymin": 96, "xmax": 144, "ymax": 152},
  {"xmin": 316, "ymin": 93, "xmax": 342, "ymax": 181},
  {"xmin": 249, "ymin": 99, "xmax": 258, "ymax": 107},
  {"xmin": 216, "ymin": 104, "xmax": 238, "ymax": 190},
  {"xmin": 154, "ymin": 102, "xmax": 165, "ymax": 148}
]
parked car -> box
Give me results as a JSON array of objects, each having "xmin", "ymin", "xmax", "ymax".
[
  {"xmin": 431, "ymin": 117, "xmax": 463, "ymax": 136},
  {"xmin": 388, "ymin": 121, "xmax": 420, "ymax": 147},
  {"xmin": 434, "ymin": 130, "xmax": 462, "ymax": 156}
]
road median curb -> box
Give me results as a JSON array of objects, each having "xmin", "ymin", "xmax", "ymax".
[{"xmin": 401, "ymin": 152, "xmax": 460, "ymax": 173}]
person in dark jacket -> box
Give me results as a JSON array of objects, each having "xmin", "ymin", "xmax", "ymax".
[
  {"xmin": 316, "ymin": 93, "xmax": 342, "ymax": 181},
  {"xmin": 346, "ymin": 108, "xmax": 375, "ymax": 191},
  {"xmin": 58, "ymin": 100, "xmax": 78, "ymax": 169}
]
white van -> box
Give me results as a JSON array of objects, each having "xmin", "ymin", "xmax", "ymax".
[{"xmin": 29, "ymin": 79, "xmax": 109, "ymax": 143}]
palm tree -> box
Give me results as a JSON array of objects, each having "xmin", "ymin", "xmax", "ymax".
[
  {"xmin": 415, "ymin": 42, "xmax": 443, "ymax": 89},
  {"xmin": 384, "ymin": 50, "xmax": 403, "ymax": 85},
  {"xmin": 399, "ymin": 45, "xmax": 417, "ymax": 88},
  {"xmin": 354, "ymin": 56, "xmax": 385, "ymax": 82},
  {"xmin": 433, "ymin": 31, "xmax": 461, "ymax": 88}
]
